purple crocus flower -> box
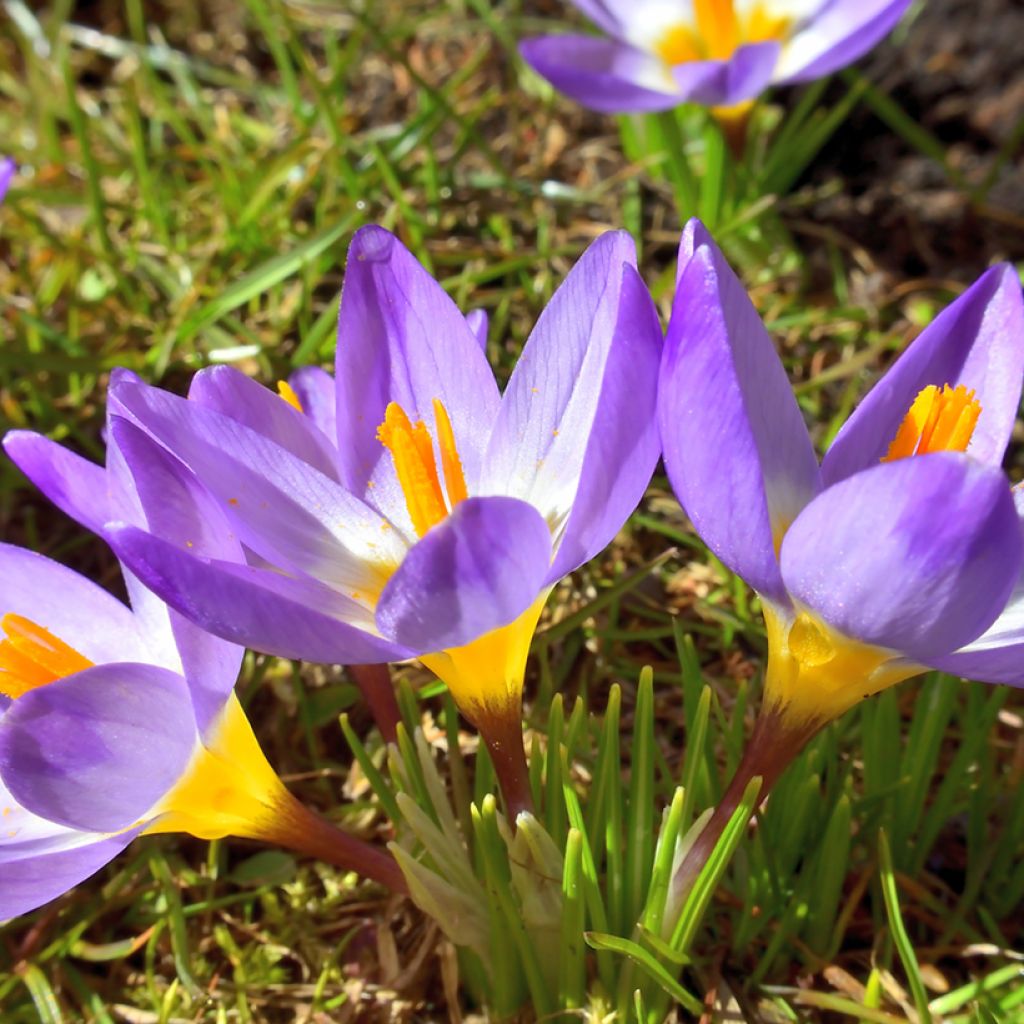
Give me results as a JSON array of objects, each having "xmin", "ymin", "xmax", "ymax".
[
  {"xmin": 520, "ymin": 0, "xmax": 913, "ymax": 114},
  {"xmin": 658, "ymin": 219, "xmax": 1024, "ymax": 892},
  {"xmin": 0, "ymin": 544, "xmax": 402, "ymax": 919},
  {"xmin": 70, "ymin": 226, "xmax": 662, "ymax": 815},
  {"xmin": 1, "ymin": 428, "xmax": 405, "ymax": 919}
]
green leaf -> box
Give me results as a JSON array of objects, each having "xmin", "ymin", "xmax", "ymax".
[
  {"xmin": 584, "ymin": 933, "xmax": 703, "ymax": 1016},
  {"xmin": 878, "ymin": 829, "xmax": 932, "ymax": 1024}
]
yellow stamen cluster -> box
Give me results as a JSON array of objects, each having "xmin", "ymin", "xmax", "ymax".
[
  {"xmin": 377, "ymin": 399, "xmax": 468, "ymax": 537},
  {"xmin": 884, "ymin": 384, "xmax": 982, "ymax": 462},
  {"xmin": 655, "ymin": 0, "xmax": 790, "ymax": 64},
  {"xmin": 0, "ymin": 614, "xmax": 93, "ymax": 700},
  {"xmin": 276, "ymin": 380, "xmax": 304, "ymax": 413}
]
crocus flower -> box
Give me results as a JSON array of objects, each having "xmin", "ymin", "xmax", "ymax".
[
  {"xmin": 520, "ymin": 0, "xmax": 913, "ymax": 114},
  {"xmin": 0, "ymin": 544, "xmax": 403, "ymax": 920},
  {"xmin": 82, "ymin": 226, "xmax": 662, "ymax": 815},
  {"xmin": 1, "ymin": 427, "xmax": 405, "ymax": 919},
  {"xmin": 658, "ymin": 219, "xmax": 1024, "ymax": 892}
]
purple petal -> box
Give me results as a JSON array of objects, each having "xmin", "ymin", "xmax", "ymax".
[
  {"xmin": 3, "ymin": 432, "xmax": 110, "ymax": 535},
  {"xmin": 675, "ymin": 217, "xmax": 717, "ymax": 285},
  {"xmin": 288, "ymin": 366, "xmax": 338, "ymax": 442},
  {"xmin": 659, "ymin": 235, "xmax": 820, "ymax": 604},
  {"xmin": 188, "ymin": 366, "xmax": 340, "ymax": 480},
  {"xmin": 519, "ymin": 36, "xmax": 683, "ymax": 113},
  {"xmin": 107, "ymin": 524, "xmax": 412, "ymax": 664},
  {"xmin": 334, "ymin": 226, "xmax": 500, "ymax": 523},
  {"xmin": 780, "ymin": 454, "xmax": 1022, "ymax": 661},
  {"xmin": 777, "ymin": 0, "xmax": 913, "ymax": 83},
  {"xmin": 110, "ymin": 381, "xmax": 408, "ymax": 593},
  {"xmin": 0, "ymin": 544, "xmax": 146, "ymax": 665},
  {"xmin": 0, "ymin": 832, "xmax": 137, "ymax": 920},
  {"xmin": 566, "ymin": 0, "xmax": 626, "ymax": 36},
  {"xmin": 822, "ymin": 266, "xmax": 1024, "ymax": 485},
  {"xmin": 465, "ymin": 309, "xmax": 489, "ymax": 352},
  {"xmin": 0, "ymin": 158, "xmax": 14, "ymax": 203},
  {"xmin": 0, "ymin": 663, "xmax": 196, "ymax": 833},
  {"xmin": 110, "ymin": 421, "xmax": 245, "ymax": 732},
  {"xmin": 483, "ymin": 233, "xmax": 661, "ymax": 579},
  {"xmin": 376, "ymin": 497, "xmax": 552, "ymax": 651},
  {"xmin": 670, "ymin": 42, "xmax": 780, "ymax": 107}
]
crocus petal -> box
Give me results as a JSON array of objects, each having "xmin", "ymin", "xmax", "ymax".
[
  {"xmin": 675, "ymin": 216, "xmax": 716, "ymax": 285},
  {"xmin": 110, "ymin": 421, "xmax": 245, "ymax": 732},
  {"xmin": 822, "ymin": 265, "xmax": 1024, "ymax": 485},
  {"xmin": 107, "ymin": 524, "xmax": 413, "ymax": 665},
  {"xmin": 0, "ymin": 544, "xmax": 146, "ymax": 665},
  {"xmin": 519, "ymin": 36, "xmax": 684, "ymax": 113},
  {"xmin": 670, "ymin": 42, "xmax": 780, "ymax": 107},
  {"xmin": 776, "ymin": 0, "xmax": 913, "ymax": 82},
  {"xmin": 288, "ymin": 366, "xmax": 338, "ymax": 442},
  {"xmin": 0, "ymin": 158, "xmax": 14, "ymax": 202},
  {"xmin": 334, "ymin": 226, "xmax": 500, "ymax": 522},
  {"xmin": 780, "ymin": 454, "xmax": 1022, "ymax": 661},
  {"xmin": 110, "ymin": 382, "xmax": 407, "ymax": 593},
  {"xmin": 465, "ymin": 309, "xmax": 489, "ymax": 352},
  {"xmin": 376, "ymin": 497, "xmax": 552, "ymax": 651},
  {"xmin": 3, "ymin": 432, "xmax": 110, "ymax": 535},
  {"xmin": 482, "ymin": 232, "xmax": 660, "ymax": 579},
  {"xmin": 188, "ymin": 366, "xmax": 340, "ymax": 480},
  {"xmin": 659, "ymin": 232, "xmax": 820, "ymax": 604},
  {"xmin": 0, "ymin": 663, "xmax": 196, "ymax": 833},
  {"xmin": 0, "ymin": 832, "xmax": 137, "ymax": 921}
]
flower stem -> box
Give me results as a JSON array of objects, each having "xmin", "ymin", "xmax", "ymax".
[
  {"xmin": 670, "ymin": 703, "xmax": 821, "ymax": 903},
  {"xmin": 348, "ymin": 663, "xmax": 401, "ymax": 743},
  {"xmin": 476, "ymin": 707, "xmax": 534, "ymax": 822},
  {"xmin": 262, "ymin": 791, "xmax": 408, "ymax": 895}
]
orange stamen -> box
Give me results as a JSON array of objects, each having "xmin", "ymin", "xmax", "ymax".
[
  {"xmin": 377, "ymin": 403, "xmax": 447, "ymax": 537},
  {"xmin": 0, "ymin": 614, "xmax": 93, "ymax": 700},
  {"xmin": 377, "ymin": 400, "xmax": 469, "ymax": 537},
  {"xmin": 654, "ymin": 24, "xmax": 702, "ymax": 64},
  {"xmin": 694, "ymin": 0, "xmax": 739, "ymax": 59},
  {"xmin": 654, "ymin": 0, "xmax": 790, "ymax": 65},
  {"xmin": 884, "ymin": 384, "xmax": 982, "ymax": 462},
  {"xmin": 277, "ymin": 380, "xmax": 303, "ymax": 413},
  {"xmin": 432, "ymin": 398, "xmax": 468, "ymax": 506}
]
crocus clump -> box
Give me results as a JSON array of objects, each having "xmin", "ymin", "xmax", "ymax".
[
  {"xmin": 78, "ymin": 226, "xmax": 661, "ymax": 815},
  {"xmin": 520, "ymin": 0, "xmax": 913, "ymax": 113},
  {"xmin": 661, "ymin": 218, "xmax": 1024, "ymax": 740}
]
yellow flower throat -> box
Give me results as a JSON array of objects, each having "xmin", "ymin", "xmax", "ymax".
[
  {"xmin": 654, "ymin": 0, "xmax": 791, "ymax": 64},
  {"xmin": 766, "ymin": 382, "xmax": 983, "ymax": 725}
]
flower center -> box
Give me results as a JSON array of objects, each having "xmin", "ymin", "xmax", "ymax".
[
  {"xmin": 376, "ymin": 399, "xmax": 468, "ymax": 538},
  {"xmin": 884, "ymin": 384, "xmax": 981, "ymax": 462},
  {"xmin": 0, "ymin": 614, "xmax": 93, "ymax": 700},
  {"xmin": 654, "ymin": 0, "xmax": 791, "ymax": 64},
  {"xmin": 763, "ymin": 606, "xmax": 921, "ymax": 726}
]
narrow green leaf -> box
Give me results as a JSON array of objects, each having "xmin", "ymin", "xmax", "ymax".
[
  {"xmin": 558, "ymin": 829, "xmax": 586, "ymax": 1010},
  {"xmin": 584, "ymin": 933, "xmax": 703, "ymax": 1016},
  {"xmin": 878, "ymin": 829, "xmax": 932, "ymax": 1024}
]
